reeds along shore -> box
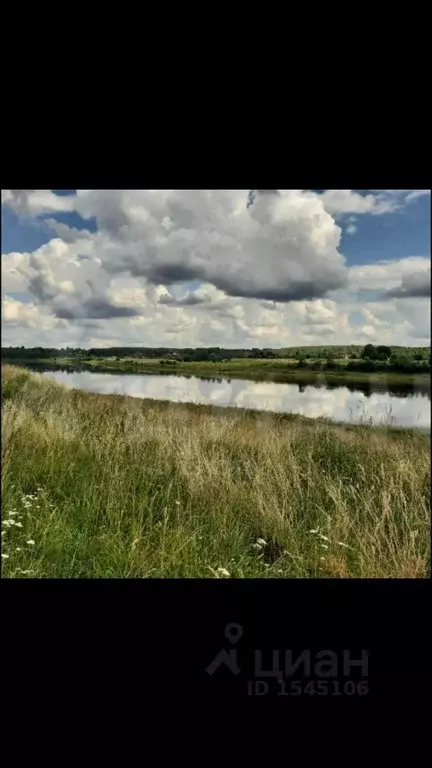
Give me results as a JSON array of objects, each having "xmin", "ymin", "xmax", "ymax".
[{"xmin": 1, "ymin": 364, "xmax": 430, "ymax": 579}]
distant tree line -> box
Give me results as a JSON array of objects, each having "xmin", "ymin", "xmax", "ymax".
[{"xmin": 1, "ymin": 344, "xmax": 430, "ymax": 372}]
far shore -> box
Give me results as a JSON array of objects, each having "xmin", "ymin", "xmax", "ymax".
[{"xmin": 3, "ymin": 355, "xmax": 431, "ymax": 391}]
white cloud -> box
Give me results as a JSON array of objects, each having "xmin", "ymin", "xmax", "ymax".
[
  {"xmin": 347, "ymin": 257, "xmax": 430, "ymax": 293},
  {"xmin": 1, "ymin": 191, "xmax": 430, "ymax": 348},
  {"xmin": 2, "ymin": 296, "xmax": 66, "ymax": 332},
  {"xmin": 3, "ymin": 190, "xmax": 349, "ymax": 304},
  {"xmin": 318, "ymin": 190, "xmax": 398, "ymax": 216},
  {"xmin": 405, "ymin": 190, "xmax": 430, "ymax": 203},
  {"xmin": 2, "ymin": 190, "xmax": 75, "ymax": 216}
]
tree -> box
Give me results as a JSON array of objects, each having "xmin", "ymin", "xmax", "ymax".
[
  {"xmin": 193, "ymin": 349, "xmax": 209, "ymax": 362},
  {"xmin": 361, "ymin": 344, "xmax": 377, "ymax": 360},
  {"xmin": 376, "ymin": 345, "xmax": 392, "ymax": 360}
]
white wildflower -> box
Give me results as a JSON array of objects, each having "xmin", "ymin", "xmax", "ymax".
[
  {"xmin": 16, "ymin": 547, "xmax": 22, "ymax": 552},
  {"xmin": 252, "ymin": 543, "xmax": 263, "ymax": 550},
  {"xmin": 309, "ymin": 529, "xmax": 319, "ymax": 534},
  {"xmin": 1, "ymin": 553, "xmax": 9, "ymax": 559},
  {"xmin": 320, "ymin": 543, "xmax": 329, "ymax": 550},
  {"xmin": 8, "ymin": 510, "xmax": 18, "ymax": 516},
  {"xmin": 26, "ymin": 540, "xmax": 35, "ymax": 546},
  {"xmin": 15, "ymin": 522, "xmax": 23, "ymax": 528},
  {"xmin": 175, "ymin": 500, "xmax": 181, "ymax": 506},
  {"xmin": 318, "ymin": 534, "xmax": 330, "ymax": 542},
  {"xmin": 257, "ymin": 538, "xmax": 267, "ymax": 547}
]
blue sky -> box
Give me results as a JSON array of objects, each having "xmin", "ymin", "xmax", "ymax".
[
  {"xmin": 2, "ymin": 197, "xmax": 97, "ymax": 254},
  {"xmin": 339, "ymin": 194, "xmax": 430, "ymax": 264},
  {"xmin": 1, "ymin": 190, "xmax": 430, "ymax": 348}
]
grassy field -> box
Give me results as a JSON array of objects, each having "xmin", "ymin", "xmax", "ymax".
[
  {"xmin": 6, "ymin": 355, "xmax": 431, "ymax": 389},
  {"xmin": 1, "ymin": 364, "xmax": 430, "ymax": 579}
]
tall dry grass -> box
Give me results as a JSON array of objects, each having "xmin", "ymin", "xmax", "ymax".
[{"xmin": 1, "ymin": 364, "xmax": 430, "ymax": 578}]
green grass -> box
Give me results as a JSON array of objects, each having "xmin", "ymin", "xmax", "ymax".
[{"xmin": 1, "ymin": 364, "xmax": 430, "ymax": 579}]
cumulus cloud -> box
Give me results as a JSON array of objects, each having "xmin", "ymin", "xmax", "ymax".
[
  {"xmin": 2, "ymin": 296, "xmax": 66, "ymax": 331},
  {"xmin": 347, "ymin": 256, "xmax": 430, "ymax": 293},
  {"xmin": 384, "ymin": 265, "xmax": 431, "ymax": 299},
  {"xmin": 3, "ymin": 189, "xmax": 348, "ymax": 304},
  {"xmin": 55, "ymin": 298, "xmax": 141, "ymax": 320},
  {"xmin": 318, "ymin": 190, "xmax": 399, "ymax": 216},
  {"xmin": 43, "ymin": 219, "xmax": 94, "ymax": 242},
  {"xmin": 1, "ymin": 190, "xmax": 430, "ymax": 348},
  {"xmin": 2, "ymin": 190, "xmax": 75, "ymax": 216}
]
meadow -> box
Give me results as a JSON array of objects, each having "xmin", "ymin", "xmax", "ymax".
[{"xmin": 1, "ymin": 364, "xmax": 430, "ymax": 579}]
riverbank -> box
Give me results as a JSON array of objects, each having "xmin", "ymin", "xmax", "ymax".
[
  {"xmin": 3, "ymin": 355, "xmax": 431, "ymax": 390},
  {"xmin": 1, "ymin": 365, "xmax": 429, "ymax": 579}
]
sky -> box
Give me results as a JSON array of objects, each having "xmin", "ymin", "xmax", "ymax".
[{"xmin": 1, "ymin": 189, "xmax": 430, "ymax": 349}]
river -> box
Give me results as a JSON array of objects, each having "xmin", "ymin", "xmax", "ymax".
[{"xmin": 37, "ymin": 368, "xmax": 430, "ymax": 429}]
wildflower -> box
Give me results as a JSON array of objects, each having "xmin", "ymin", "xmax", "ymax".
[
  {"xmin": 320, "ymin": 556, "xmax": 325, "ymax": 561},
  {"xmin": 277, "ymin": 569, "xmax": 283, "ymax": 574},
  {"xmin": 318, "ymin": 534, "xmax": 330, "ymax": 542},
  {"xmin": 1, "ymin": 553, "xmax": 9, "ymax": 559},
  {"xmin": 16, "ymin": 547, "xmax": 22, "ymax": 552},
  {"xmin": 257, "ymin": 538, "xmax": 267, "ymax": 547},
  {"xmin": 252, "ymin": 543, "xmax": 263, "ymax": 550},
  {"xmin": 175, "ymin": 500, "xmax": 181, "ymax": 506},
  {"xmin": 26, "ymin": 540, "xmax": 35, "ymax": 546},
  {"xmin": 320, "ymin": 544, "xmax": 329, "ymax": 550},
  {"xmin": 309, "ymin": 529, "xmax": 319, "ymax": 534},
  {"xmin": 216, "ymin": 567, "xmax": 230, "ymax": 578},
  {"xmin": 15, "ymin": 522, "xmax": 23, "ymax": 528}
]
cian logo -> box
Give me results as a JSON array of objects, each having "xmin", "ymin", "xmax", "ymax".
[{"xmin": 206, "ymin": 623, "xmax": 243, "ymax": 676}]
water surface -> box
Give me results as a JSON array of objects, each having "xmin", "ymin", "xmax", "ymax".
[{"xmin": 39, "ymin": 369, "xmax": 431, "ymax": 429}]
